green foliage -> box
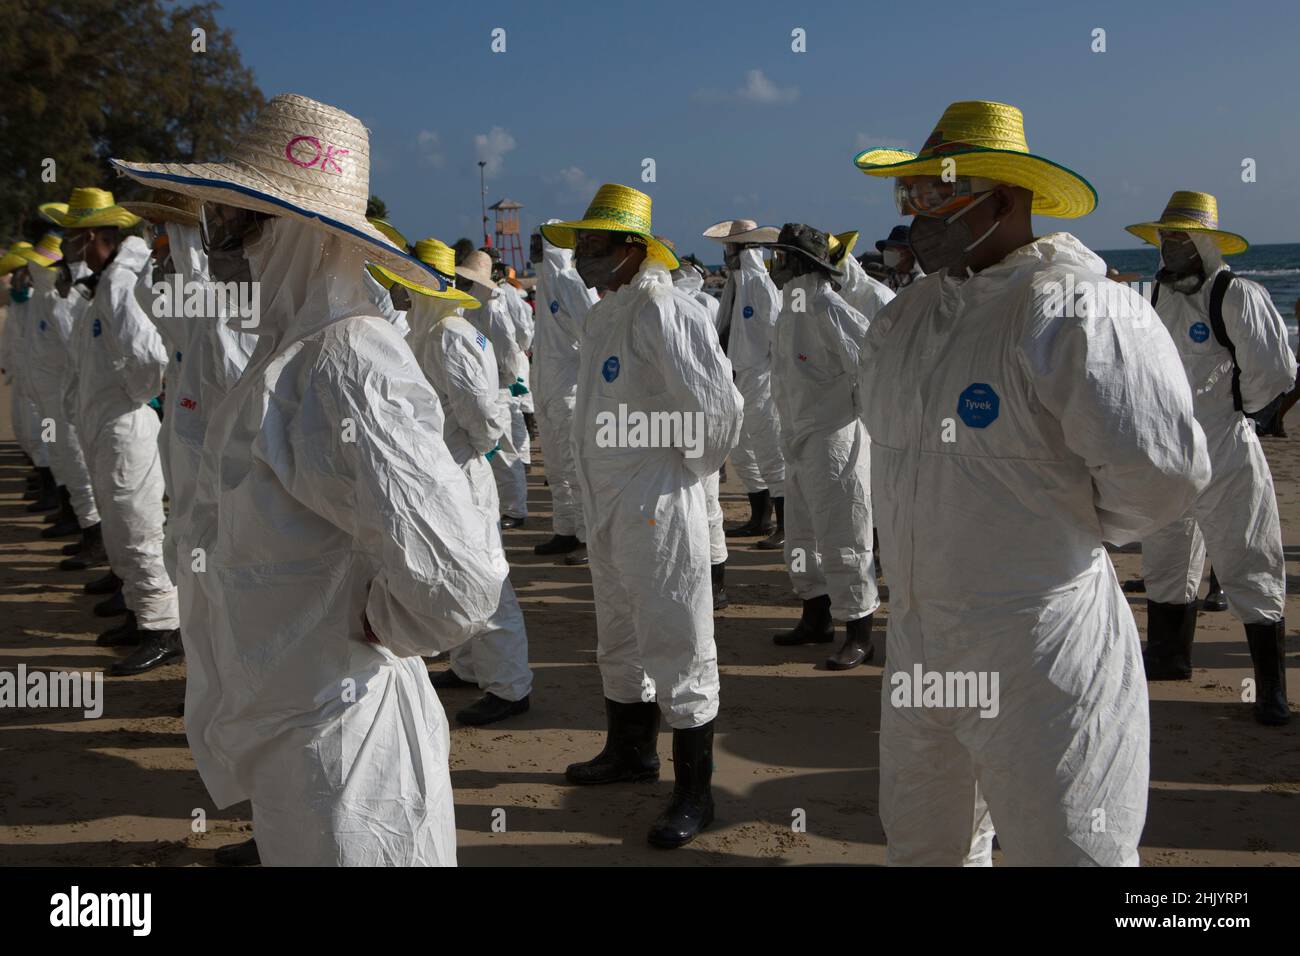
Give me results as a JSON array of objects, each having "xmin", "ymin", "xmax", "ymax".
[
  {"xmin": 0, "ymin": 0, "xmax": 264, "ymax": 240},
  {"xmin": 365, "ymin": 195, "xmax": 389, "ymax": 221}
]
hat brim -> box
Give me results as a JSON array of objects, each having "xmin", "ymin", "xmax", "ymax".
[
  {"xmin": 1124, "ymin": 221, "xmax": 1249, "ymax": 256},
  {"xmin": 15, "ymin": 247, "xmax": 61, "ymax": 268},
  {"xmin": 761, "ymin": 242, "xmax": 843, "ymax": 277},
  {"xmin": 118, "ymin": 201, "xmax": 201, "ymax": 226},
  {"xmin": 830, "ymin": 230, "xmax": 859, "ymax": 266},
  {"xmin": 372, "ymin": 263, "xmax": 481, "ymax": 308},
  {"xmin": 703, "ymin": 226, "xmax": 780, "ymax": 245},
  {"xmin": 540, "ymin": 219, "xmax": 679, "ymax": 270},
  {"xmin": 853, "ymin": 146, "xmax": 1097, "ymax": 219},
  {"xmin": 0, "ymin": 252, "xmax": 29, "ymax": 274},
  {"xmin": 876, "ymin": 238, "xmax": 909, "ymax": 251},
  {"xmin": 110, "ymin": 159, "xmax": 447, "ymax": 292},
  {"xmin": 39, "ymin": 200, "xmax": 141, "ymax": 229}
]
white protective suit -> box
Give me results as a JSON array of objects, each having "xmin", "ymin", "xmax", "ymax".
[
  {"xmin": 859, "ymin": 232, "xmax": 1210, "ymax": 865},
  {"xmin": 362, "ymin": 268, "xmax": 412, "ymax": 339},
  {"xmin": 76, "ymin": 237, "xmax": 178, "ymax": 630},
  {"xmin": 771, "ymin": 272, "xmax": 887, "ymax": 621},
  {"xmin": 4, "ymin": 294, "xmax": 48, "ymax": 466},
  {"xmin": 407, "ymin": 294, "xmax": 533, "ymax": 702},
  {"xmin": 674, "ymin": 266, "xmax": 727, "ymax": 566},
  {"xmin": 137, "ymin": 223, "xmax": 257, "ymax": 564},
  {"xmin": 837, "ymin": 250, "xmax": 896, "ymax": 322},
  {"xmin": 499, "ymin": 280, "xmax": 535, "ymax": 415},
  {"xmin": 723, "ymin": 248, "xmax": 784, "ymax": 497},
  {"xmin": 573, "ymin": 261, "xmax": 743, "ymax": 728},
  {"xmin": 47, "ymin": 267, "xmax": 101, "ymax": 527},
  {"xmin": 178, "ymin": 219, "xmax": 507, "ymax": 866},
  {"xmin": 1141, "ymin": 234, "xmax": 1296, "ymax": 622},
  {"xmin": 467, "ymin": 284, "xmax": 530, "ymax": 518},
  {"xmin": 26, "ymin": 266, "xmax": 98, "ymax": 522},
  {"xmin": 533, "ymin": 237, "xmax": 597, "ymax": 540}
]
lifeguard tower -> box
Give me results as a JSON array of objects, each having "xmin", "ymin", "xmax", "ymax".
[{"xmin": 489, "ymin": 198, "xmax": 525, "ymax": 274}]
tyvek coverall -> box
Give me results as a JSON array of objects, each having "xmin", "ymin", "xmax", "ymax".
[
  {"xmin": 5, "ymin": 295, "xmax": 48, "ymax": 466},
  {"xmin": 76, "ymin": 237, "xmax": 178, "ymax": 630},
  {"xmin": 573, "ymin": 261, "xmax": 742, "ymax": 727},
  {"xmin": 533, "ymin": 240, "xmax": 597, "ymax": 540},
  {"xmin": 723, "ymin": 248, "xmax": 784, "ymax": 497},
  {"xmin": 47, "ymin": 268, "xmax": 101, "ymax": 528},
  {"xmin": 771, "ymin": 273, "xmax": 888, "ymax": 622},
  {"xmin": 362, "ymin": 268, "xmax": 411, "ymax": 338},
  {"xmin": 407, "ymin": 294, "xmax": 533, "ymax": 702},
  {"xmin": 499, "ymin": 281, "xmax": 535, "ymax": 415},
  {"xmin": 178, "ymin": 219, "xmax": 507, "ymax": 866},
  {"xmin": 859, "ymin": 233, "xmax": 1210, "ymax": 865},
  {"xmin": 468, "ymin": 286, "xmax": 530, "ymax": 518},
  {"xmin": 1141, "ymin": 235, "xmax": 1295, "ymax": 623}
]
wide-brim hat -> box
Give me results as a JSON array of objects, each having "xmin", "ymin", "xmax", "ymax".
[
  {"xmin": 393, "ymin": 238, "xmax": 479, "ymax": 308},
  {"xmin": 40, "ymin": 187, "xmax": 142, "ymax": 229},
  {"xmin": 876, "ymin": 224, "xmax": 911, "ymax": 251},
  {"xmin": 827, "ymin": 230, "xmax": 859, "ymax": 267},
  {"xmin": 109, "ymin": 93, "xmax": 446, "ymax": 291},
  {"xmin": 853, "ymin": 100, "xmax": 1097, "ymax": 219},
  {"xmin": 120, "ymin": 188, "xmax": 202, "ymax": 226},
  {"xmin": 540, "ymin": 183, "xmax": 679, "ymax": 270},
  {"xmin": 0, "ymin": 242, "xmax": 34, "ymax": 275},
  {"xmin": 14, "ymin": 232, "xmax": 64, "ymax": 268},
  {"xmin": 761, "ymin": 223, "xmax": 843, "ymax": 277},
  {"xmin": 1124, "ymin": 190, "xmax": 1248, "ymax": 256},
  {"xmin": 456, "ymin": 250, "xmax": 497, "ymax": 291},
  {"xmin": 702, "ymin": 219, "xmax": 780, "ymax": 245}
]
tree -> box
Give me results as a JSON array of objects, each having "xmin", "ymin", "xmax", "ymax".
[
  {"xmin": 0, "ymin": 0, "xmax": 264, "ymax": 239},
  {"xmin": 365, "ymin": 195, "xmax": 389, "ymax": 221}
]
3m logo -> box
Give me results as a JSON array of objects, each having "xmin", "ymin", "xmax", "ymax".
[
  {"xmin": 797, "ymin": 353, "xmax": 808, "ymax": 362},
  {"xmin": 179, "ymin": 397, "xmax": 197, "ymax": 410}
]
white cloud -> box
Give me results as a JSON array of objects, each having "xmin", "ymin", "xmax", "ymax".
[
  {"xmin": 694, "ymin": 69, "xmax": 798, "ymax": 105},
  {"xmin": 546, "ymin": 165, "xmax": 597, "ymax": 202},
  {"xmin": 416, "ymin": 129, "xmax": 445, "ymax": 168},
  {"xmin": 474, "ymin": 127, "xmax": 517, "ymax": 177}
]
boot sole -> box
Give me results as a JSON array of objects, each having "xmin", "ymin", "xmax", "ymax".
[
  {"xmin": 109, "ymin": 650, "xmax": 184, "ymax": 676},
  {"xmin": 565, "ymin": 767, "xmax": 660, "ymax": 786},
  {"xmin": 647, "ymin": 811, "xmax": 715, "ymax": 849}
]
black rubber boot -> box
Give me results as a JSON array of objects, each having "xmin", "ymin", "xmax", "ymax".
[
  {"xmin": 41, "ymin": 486, "xmax": 72, "ymax": 524},
  {"xmin": 457, "ymin": 692, "xmax": 530, "ymax": 726},
  {"xmin": 60, "ymin": 523, "xmax": 107, "ymax": 571},
  {"xmin": 429, "ymin": 668, "xmax": 477, "ymax": 690},
  {"xmin": 565, "ymin": 698, "xmax": 661, "ymax": 785},
  {"xmin": 774, "ymin": 594, "xmax": 835, "ymax": 646},
  {"xmin": 84, "ymin": 570, "xmax": 122, "ymax": 595},
  {"xmin": 40, "ymin": 489, "xmax": 80, "ymax": 538},
  {"xmin": 755, "ymin": 496, "xmax": 785, "ymax": 550},
  {"xmin": 96, "ymin": 611, "xmax": 140, "ymax": 647},
  {"xmin": 534, "ymin": 533, "xmax": 580, "ymax": 556},
  {"xmin": 711, "ymin": 562, "xmax": 728, "ymax": 611},
  {"xmin": 1143, "ymin": 600, "xmax": 1197, "ymax": 680},
  {"xmin": 1122, "ymin": 578, "xmax": 1146, "ymax": 594},
  {"xmin": 108, "ymin": 628, "xmax": 183, "ymax": 676},
  {"xmin": 1244, "ymin": 620, "xmax": 1290, "ymax": 726},
  {"xmin": 500, "ymin": 515, "xmax": 526, "ymax": 530},
  {"xmin": 94, "ymin": 589, "xmax": 128, "ymax": 618},
  {"xmin": 726, "ymin": 489, "xmax": 770, "ymax": 537},
  {"xmin": 523, "ymin": 411, "xmax": 539, "ymax": 441},
  {"xmin": 1202, "ymin": 567, "xmax": 1228, "ymax": 612},
  {"xmin": 826, "ymin": 613, "xmax": 875, "ymax": 671},
  {"xmin": 26, "ymin": 468, "xmax": 58, "ymax": 512},
  {"xmin": 215, "ymin": 837, "xmax": 260, "ymax": 867},
  {"xmin": 564, "ymin": 543, "xmax": 589, "ymax": 566},
  {"xmin": 647, "ymin": 720, "xmax": 715, "ymax": 849}
]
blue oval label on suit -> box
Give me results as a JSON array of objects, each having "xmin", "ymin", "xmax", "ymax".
[
  {"xmin": 1188, "ymin": 322, "xmax": 1210, "ymax": 343},
  {"xmin": 92, "ymin": 319, "xmax": 102, "ymax": 338},
  {"xmin": 957, "ymin": 383, "xmax": 1000, "ymax": 428},
  {"xmin": 176, "ymin": 351, "xmax": 183, "ymax": 363},
  {"xmin": 742, "ymin": 305, "xmax": 754, "ymax": 319},
  {"xmin": 550, "ymin": 300, "xmax": 560, "ymax": 314},
  {"xmin": 602, "ymin": 356, "xmax": 620, "ymax": 382},
  {"xmin": 39, "ymin": 320, "xmax": 47, "ymax": 331}
]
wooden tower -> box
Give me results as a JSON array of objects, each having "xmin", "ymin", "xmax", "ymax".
[{"xmin": 489, "ymin": 198, "xmax": 525, "ymax": 274}]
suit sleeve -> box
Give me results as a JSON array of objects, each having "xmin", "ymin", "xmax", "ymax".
[{"xmin": 1222, "ymin": 279, "xmax": 1297, "ymax": 413}]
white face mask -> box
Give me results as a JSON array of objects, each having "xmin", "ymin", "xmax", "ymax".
[{"xmin": 882, "ymin": 248, "xmax": 903, "ymax": 269}]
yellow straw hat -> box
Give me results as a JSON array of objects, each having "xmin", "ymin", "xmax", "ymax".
[
  {"xmin": 1124, "ymin": 191, "xmax": 1248, "ymax": 256},
  {"xmin": 827, "ymin": 230, "xmax": 859, "ymax": 267},
  {"xmin": 540, "ymin": 183, "xmax": 680, "ymax": 270},
  {"xmin": 39, "ymin": 187, "xmax": 142, "ymax": 229},
  {"xmin": 853, "ymin": 100, "xmax": 1097, "ymax": 219},
  {"xmin": 390, "ymin": 238, "xmax": 480, "ymax": 308},
  {"xmin": 15, "ymin": 232, "xmax": 64, "ymax": 268},
  {"xmin": 119, "ymin": 188, "xmax": 202, "ymax": 226},
  {"xmin": 364, "ymin": 217, "xmax": 410, "ymax": 289},
  {"xmin": 0, "ymin": 242, "xmax": 35, "ymax": 275}
]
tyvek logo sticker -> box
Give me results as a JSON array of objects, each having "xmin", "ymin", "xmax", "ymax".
[
  {"xmin": 957, "ymin": 383, "xmax": 999, "ymax": 428},
  {"xmin": 550, "ymin": 300, "xmax": 560, "ymax": 314},
  {"xmin": 1188, "ymin": 322, "xmax": 1210, "ymax": 343},
  {"xmin": 602, "ymin": 356, "xmax": 620, "ymax": 382},
  {"xmin": 742, "ymin": 305, "xmax": 754, "ymax": 319},
  {"xmin": 92, "ymin": 319, "xmax": 102, "ymax": 338}
]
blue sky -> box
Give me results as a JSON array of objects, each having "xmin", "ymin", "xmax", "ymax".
[{"xmin": 210, "ymin": 0, "xmax": 1299, "ymax": 261}]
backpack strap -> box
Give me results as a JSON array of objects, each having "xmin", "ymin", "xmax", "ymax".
[
  {"xmin": 1206, "ymin": 271, "xmax": 1240, "ymax": 411},
  {"xmin": 1150, "ymin": 278, "xmax": 1159, "ymax": 308}
]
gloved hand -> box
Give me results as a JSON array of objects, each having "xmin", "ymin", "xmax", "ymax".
[
  {"xmin": 485, "ymin": 443, "xmax": 501, "ymax": 462},
  {"xmin": 508, "ymin": 377, "xmax": 530, "ymax": 397}
]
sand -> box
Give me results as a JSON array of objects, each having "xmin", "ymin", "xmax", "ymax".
[{"xmin": 0, "ymin": 370, "xmax": 1296, "ymax": 867}]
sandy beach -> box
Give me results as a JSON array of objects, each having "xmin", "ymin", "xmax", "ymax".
[{"xmin": 0, "ymin": 370, "xmax": 1296, "ymax": 868}]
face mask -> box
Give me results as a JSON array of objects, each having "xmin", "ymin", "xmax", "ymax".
[
  {"xmin": 882, "ymin": 248, "xmax": 903, "ymax": 269},
  {"xmin": 576, "ymin": 250, "xmax": 632, "ymax": 292},
  {"xmin": 1156, "ymin": 237, "xmax": 1206, "ymax": 293},
  {"xmin": 908, "ymin": 191, "xmax": 999, "ymax": 276}
]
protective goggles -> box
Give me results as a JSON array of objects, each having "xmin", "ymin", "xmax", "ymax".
[
  {"xmin": 895, "ymin": 176, "xmax": 999, "ymax": 217},
  {"xmin": 199, "ymin": 202, "xmax": 269, "ymax": 256}
]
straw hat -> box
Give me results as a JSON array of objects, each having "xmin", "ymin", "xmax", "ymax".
[
  {"xmin": 39, "ymin": 187, "xmax": 142, "ymax": 229},
  {"xmin": 827, "ymin": 230, "xmax": 859, "ymax": 267},
  {"xmin": 702, "ymin": 219, "xmax": 780, "ymax": 245},
  {"xmin": 390, "ymin": 238, "xmax": 480, "ymax": 308},
  {"xmin": 456, "ymin": 250, "xmax": 497, "ymax": 291},
  {"xmin": 120, "ymin": 188, "xmax": 202, "ymax": 226},
  {"xmin": 14, "ymin": 232, "xmax": 64, "ymax": 268},
  {"xmin": 1124, "ymin": 191, "xmax": 1248, "ymax": 256},
  {"xmin": 540, "ymin": 183, "xmax": 679, "ymax": 270},
  {"xmin": 109, "ymin": 93, "xmax": 446, "ymax": 291},
  {"xmin": 853, "ymin": 100, "xmax": 1097, "ymax": 219},
  {"xmin": 0, "ymin": 242, "xmax": 34, "ymax": 275}
]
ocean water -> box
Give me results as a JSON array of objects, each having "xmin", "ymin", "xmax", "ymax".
[{"xmin": 1099, "ymin": 242, "xmax": 1300, "ymax": 345}]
